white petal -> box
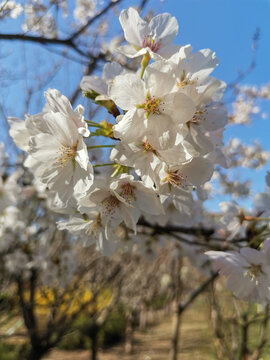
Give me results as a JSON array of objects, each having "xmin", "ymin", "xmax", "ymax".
[
  {"xmin": 135, "ymin": 184, "xmax": 164, "ymax": 215},
  {"xmin": 146, "ymin": 114, "xmax": 177, "ymax": 150},
  {"xmin": 44, "ymin": 112, "xmax": 78, "ymax": 146},
  {"xmin": 119, "ymin": 204, "xmax": 138, "ymax": 232},
  {"xmin": 45, "ymin": 89, "xmax": 73, "ymax": 115},
  {"xmin": 163, "ymin": 92, "xmax": 195, "ymax": 124},
  {"xmin": 113, "ymin": 110, "xmax": 145, "ymax": 142},
  {"xmin": 8, "ymin": 117, "xmax": 30, "ymax": 151},
  {"xmin": 149, "ymin": 13, "xmax": 178, "ymax": 44},
  {"xmin": 203, "ymin": 105, "xmax": 227, "ymax": 131},
  {"xmin": 157, "ymin": 44, "xmax": 181, "ymax": 59},
  {"xmin": 181, "ymin": 157, "xmax": 214, "ymax": 187},
  {"xmin": 119, "ymin": 8, "xmax": 148, "ymax": 47},
  {"xmin": 144, "ymin": 62, "xmax": 175, "ymax": 97},
  {"xmin": 118, "ymin": 44, "xmax": 143, "ymax": 58},
  {"xmin": 240, "ymin": 247, "xmax": 262, "ymax": 265},
  {"xmin": 109, "ymin": 73, "xmax": 145, "ymax": 110},
  {"xmin": 29, "ymin": 133, "xmax": 60, "ymax": 163},
  {"xmin": 75, "ymin": 138, "xmax": 90, "ymax": 171},
  {"xmin": 80, "ymin": 75, "xmax": 107, "ymax": 95},
  {"xmin": 172, "ymin": 188, "xmax": 193, "ymax": 214},
  {"xmin": 73, "ymin": 163, "xmax": 94, "ymax": 197},
  {"xmin": 102, "ymin": 62, "xmax": 123, "ymax": 81}
]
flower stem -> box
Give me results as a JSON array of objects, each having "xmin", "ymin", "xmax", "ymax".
[
  {"xmin": 87, "ymin": 145, "xmax": 115, "ymax": 149},
  {"xmin": 85, "ymin": 120, "xmax": 103, "ymax": 128},
  {"xmin": 140, "ymin": 52, "xmax": 151, "ymax": 79},
  {"xmin": 89, "ymin": 124, "xmax": 103, "ymax": 128},
  {"xmin": 245, "ymin": 216, "xmax": 270, "ymax": 222},
  {"xmin": 251, "ymin": 217, "xmax": 270, "ymax": 221},
  {"xmin": 93, "ymin": 163, "xmax": 114, "ymax": 168}
]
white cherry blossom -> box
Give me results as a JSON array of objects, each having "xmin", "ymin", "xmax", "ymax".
[
  {"xmin": 80, "ymin": 62, "xmax": 125, "ymax": 101},
  {"xmin": 0, "ymin": 1, "xmax": 23, "ymax": 19},
  {"xmin": 253, "ymin": 173, "xmax": 270, "ymax": 217},
  {"xmin": 0, "ymin": 171, "xmax": 22, "ymax": 213},
  {"xmin": 58, "ymin": 212, "xmax": 115, "ymax": 256},
  {"xmin": 44, "ymin": 89, "xmax": 90, "ymax": 137},
  {"xmin": 119, "ymin": 7, "xmax": 179, "ymax": 60},
  {"xmin": 27, "ymin": 111, "xmax": 93, "ymax": 207},
  {"xmin": 206, "ymin": 241, "xmax": 270, "ymax": 302},
  {"xmin": 219, "ymin": 201, "xmax": 249, "ymax": 240},
  {"xmin": 78, "ymin": 174, "xmax": 164, "ymax": 236},
  {"xmin": 110, "ymin": 64, "xmax": 195, "ymax": 149}
]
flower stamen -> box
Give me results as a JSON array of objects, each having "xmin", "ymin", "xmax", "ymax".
[
  {"xmin": 86, "ymin": 214, "xmax": 101, "ymax": 238},
  {"xmin": 142, "ymin": 35, "xmax": 161, "ymax": 53},
  {"xmin": 57, "ymin": 140, "xmax": 78, "ymax": 167},
  {"xmin": 177, "ymin": 70, "xmax": 195, "ymax": 88},
  {"xmin": 101, "ymin": 195, "xmax": 119, "ymax": 216},
  {"xmin": 136, "ymin": 93, "xmax": 161, "ymax": 119},
  {"xmin": 190, "ymin": 109, "xmax": 208, "ymax": 125},
  {"xmin": 244, "ymin": 264, "xmax": 263, "ymax": 284},
  {"xmin": 120, "ymin": 183, "xmax": 137, "ymax": 203},
  {"xmin": 162, "ymin": 170, "xmax": 185, "ymax": 189},
  {"xmin": 142, "ymin": 139, "xmax": 159, "ymax": 156}
]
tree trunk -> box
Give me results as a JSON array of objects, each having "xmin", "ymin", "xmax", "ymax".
[
  {"xmin": 90, "ymin": 330, "xmax": 99, "ymax": 360},
  {"xmin": 125, "ymin": 311, "xmax": 136, "ymax": 354},
  {"xmin": 139, "ymin": 303, "xmax": 147, "ymax": 331},
  {"xmin": 240, "ymin": 313, "xmax": 249, "ymax": 360},
  {"xmin": 27, "ymin": 348, "xmax": 45, "ymax": 360},
  {"xmin": 170, "ymin": 255, "xmax": 183, "ymax": 360},
  {"xmin": 170, "ymin": 308, "xmax": 181, "ymax": 360}
]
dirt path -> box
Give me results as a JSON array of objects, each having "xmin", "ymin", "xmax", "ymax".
[{"xmin": 44, "ymin": 301, "xmax": 215, "ymax": 360}]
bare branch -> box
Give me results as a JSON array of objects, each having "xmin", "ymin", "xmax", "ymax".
[
  {"xmin": 178, "ymin": 272, "xmax": 218, "ymax": 314},
  {"xmin": 0, "ymin": 33, "xmax": 89, "ymax": 58},
  {"xmin": 227, "ymin": 27, "xmax": 260, "ymax": 91},
  {"xmin": 70, "ymin": 0, "xmax": 124, "ymax": 41},
  {"xmin": 138, "ymin": 218, "xmax": 215, "ymax": 237}
]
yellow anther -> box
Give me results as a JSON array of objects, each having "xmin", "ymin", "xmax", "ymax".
[
  {"xmin": 177, "ymin": 70, "xmax": 195, "ymax": 88},
  {"xmin": 136, "ymin": 93, "xmax": 161, "ymax": 119},
  {"xmin": 162, "ymin": 170, "xmax": 184, "ymax": 187},
  {"xmin": 244, "ymin": 264, "xmax": 262, "ymax": 283},
  {"xmin": 142, "ymin": 139, "xmax": 159, "ymax": 156},
  {"xmin": 57, "ymin": 140, "xmax": 78, "ymax": 167}
]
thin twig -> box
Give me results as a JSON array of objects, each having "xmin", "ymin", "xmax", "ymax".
[
  {"xmin": 70, "ymin": 0, "xmax": 123, "ymax": 41},
  {"xmin": 227, "ymin": 27, "xmax": 260, "ymax": 91},
  {"xmin": 178, "ymin": 272, "xmax": 218, "ymax": 314}
]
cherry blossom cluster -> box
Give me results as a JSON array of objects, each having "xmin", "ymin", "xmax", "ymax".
[
  {"xmin": 229, "ymin": 85, "xmax": 268, "ymax": 125},
  {"xmin": 224, "ymin": 138, "xmax": 270, "ymax": 169},
  {"xmin": 7, "ymin": 7, "xmax": 270, "ymax": 303},
  {"xmin": 214, "ymin": 171, "xmax": 251, "ymax": 198},
  {"xmin": 240, "ymin": 84, "xmax": 270, "ymax": 100},
  {"xmin": 0, "ymin": 1, "xmax": 23, "ymax": 19},
  {"xmin": 0, "ymin": 143, "xmax": 79, "ymax": 287},
  {"xmin": 204, "ymin": 172, "xmax": 270, "ymax": 303},
  {"xmin": 74, "ymin": 0, "xmax": 97, "ymax": 25},
  {"xmin": 1, "ymin": 0, "xmax": 106, "ymax": 38},
  {"xmin": 8, "ymin": 7, "xmax": 228, "ymax": 255},
  {"xmin": 206, "ymin": 241, "xmax": 270, "ymax": 303}
]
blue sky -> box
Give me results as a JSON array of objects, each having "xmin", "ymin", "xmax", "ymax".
[
  {"xmin": 1, "ymin": 0, "xmax": 270, "ymax": 209},
  {"xmin": 156, "ymin": 0, "xmax": 270, "ymax": 208},
  {"xmin": 160, "ymin": 0, "xmax": 270, "ymax": 82}
]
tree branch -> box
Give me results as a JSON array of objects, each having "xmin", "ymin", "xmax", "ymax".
[
  {"xmin": 227, "ymin": 27, "xmax": 260, "ymax": 91},
  {"xmin": 138, "ymin": 218, "xmax": 215, "ymax": 237},
  {"xmin": 178, "ymin": 272, "xmax": 218, "ymax": 314},
  {"xmin": 70, "ymin": 0, "xmax": 124, "ymax": 41},
  {"xmin": 0, "ymin": 33, "xmax": 89, "ymax": 58}
]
